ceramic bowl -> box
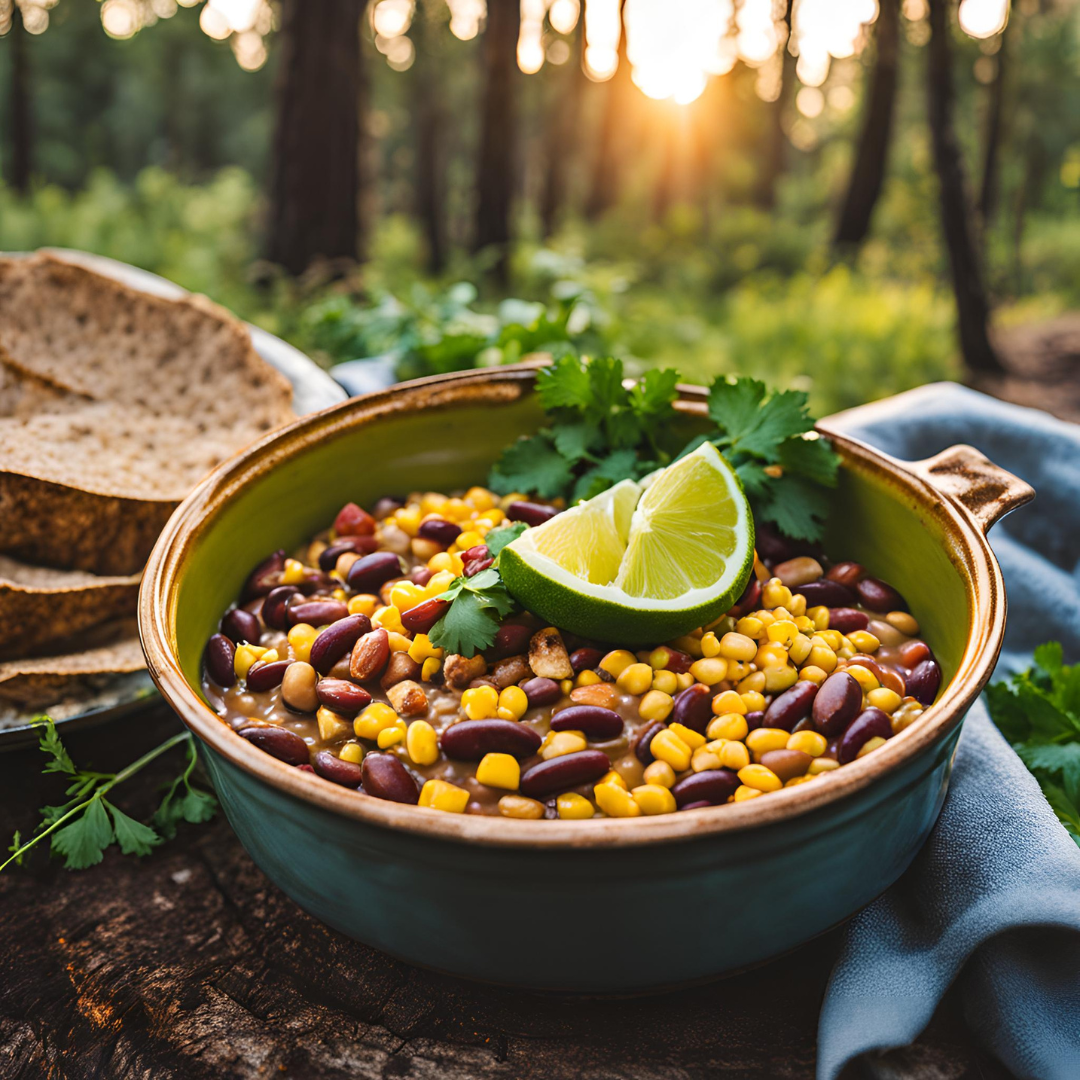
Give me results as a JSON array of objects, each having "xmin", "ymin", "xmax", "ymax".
[{"xmin": 140, "ymin": 366, "xmax": 1033, "ymax": 992}]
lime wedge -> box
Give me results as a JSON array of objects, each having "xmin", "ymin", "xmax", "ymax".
[{"xmin": 500, "ymin": 443, "xmax": 754, "ymax": 645}]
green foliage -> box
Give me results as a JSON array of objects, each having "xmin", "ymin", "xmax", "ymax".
[
  {"xmin": 429, "ymin": 563, "xmax": 518, "ymax": 658},
  {"xmin": 985, "ymin": 643, "xmax": 1080, "ymax": 848}
]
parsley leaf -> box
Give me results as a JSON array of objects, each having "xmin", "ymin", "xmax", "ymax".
[
  {"xmin": 106, "ymin": 801, "xmax": 161, "ymax": 857},
  {"xmin": 51, "ymin": 797, "xmax": 114, "ymax": 870}
]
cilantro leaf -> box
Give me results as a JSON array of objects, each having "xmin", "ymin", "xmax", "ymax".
[
  {"xmin": 571, "ymin": 448, "xmax": 641, "ymax": 502},
  {"xmin": 630, "ymin": 367, "xmax": 680, "ymax": 420},
  {"xmin": 489, "ymin": 435, "xmax": 575, "ymax": 499},
  {"xmin": 755, "ymin": 474, "xmax": 832, "ymax": 542},
  {"xmin": 485, "ymin": 522, "xmax": 527, "ymax": 560},
  {"xmin": 536, "ymin": 354, "xmax": 592, "ymax": 412},
  {"xmin": 709, "ymin": 379, "xmax": 814, "ymax": 462},
  {"xmin": 106, "ymin": 801, "xmax": 161, "ymax": 857},
  {"xmin": 34, "ymin": 717, "xmax": 77, "ymax": 777},
  {"xmin": 51, "ymin": 797, "xmax": 114, "ymax": 870},
  {"xmin": 587, "ymin": 356, "xmax": 627, "ymax": 417},
  {"xmin": 429, "ymin": 590, "xmax": 501, "ymax": 655},
  {"xmin": 551, "ymin": 419, "xmax": 597, "ymax": 464},
  {"xmin": 779, "ymin": 435, "xmax": 840, "ymax": 488}
]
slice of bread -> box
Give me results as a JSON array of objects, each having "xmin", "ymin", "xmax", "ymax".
[{"xmin": 0, "ymin": 554, "xmax": 140, "ymax": 659}]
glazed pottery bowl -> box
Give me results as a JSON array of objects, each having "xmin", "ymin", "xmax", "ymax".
[{"xmin": 140, "ymin": 366, "xmax": 1033, "ymax": 992}]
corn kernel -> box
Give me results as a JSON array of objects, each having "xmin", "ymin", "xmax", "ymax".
[
  {"xmin": 746, "ymin": 727, "xmax": 790, "ymax": 756},
  {"xmin": 419, "ymin": 491, "xmax": 449, "ymax": 515},
  {"xmin": 886, "ymin": 611, "xmax": 920, "ymax": 636},
  {"xmin": 740, "ymin": 690, "xmax": 767, "ymax": 713},
  {"xmin": 707, "ymin": 713, "xmax": 749, "ymax": 742},
  {"xmin": 339, "ymin": 742, "xmax": 364, "ymax": 765},
  {"xmin": 651, "ymin": 670, "xmax": 679, "ymax": 695},
  {"xmin": 650, "ymin": 729, "xmax": 692, "ymax": 771},
  {"xmin": 738, "ymin": 763, "xmax": 783, "ymax": 792},
  {"xmin": 736, "ymin": 671, "xmax": 767, "ymax": 696},
  {"xmin": 444, "ymin": 497, "xmax": 471, "ymax": 522},
  {"xmin": 787, "ymin": 730, "xmax": 827, "ymax": 756},
  {"xmin": 691, "ymin": 747, "xmax": 722, "ymax": 772},
  {"xmin": 377, "ymin": 720, "xmax": 407, "ymax": 749},
  {"xmin": 387, "ymin": 631, "xmax": 412, "ymax": 653},
  {"xmin": 234, "ymin": 643, "xmax": 268, "ymax": 680},
  {"xmin": 694, "ymin": 632, "xmax": 718, "ymax": 659},
  {"xmin": 807, "ymin": 605, "xmax": 830, "ymax": 631},
  {"xmin": 576, "ymin": 669, "xmax": 602, "ymax": 687},
  {"xmin": 719, "ymin": 632, "xmax": 756, "ymax": 662},
  {"xmin": 408, "ymin": 634, "xmax": 444, "ymax": 664},
  {"xmin": 753, "ymin": 609, "xmax": 776, "ymax": 627},
  {"xmin": 786, "ymin": 775, "xmax": 816, "ymax": 787},
  {"xmin": 594, "ymin": 782, "xmax": 641, "ymax": 818},
  {"xmin": 668, "ymin": 724, "xmax": 706, "ymax": 752},
  {"xmin": 498, "ymin": 685, "xmax": 528, "ymax": 720},
  {"xmin": 788, "ymin": 594, "xmax": 807, "ymax": 618},
  {"xmin": 689, "ymin": 657, "xmax": 728, "ymax": 686},
  {"xmin": 465, "ymin": 486, "xmax": 496, "ymax": 512},
  {"xmin": 843, "ymin": 664, "xmax": 878, "ymax": 694},
  {"xmin": 735, "ymin": 616, "xmax": 765, "ymax": 640},
  {"xmin": 857, "ymin": 736, "xmax": 887, "ymax": 759},
  {"xmin": 755, "ymin": 642, "xmax": 789, "ymax": 670},
  {"xmin": 599, "ymin": 649, "xmax": 636, "ymax": 678},
  {"xmin": 639, "ymin": 690, "xmax": 674, "ymax": 723},
  {"xmin": 771, "ymin": 606, "xmax": 793, "ymax": 623},
  {"xmin": 818, "ymin": 630, "xmax": 843, "ymax": 651},
  {"xmin": 476, "ymin": 752, "xmax": 520, "ymax": 790},
  {"xmin": 287, "ymin": 624, "xmax": 318, "ymax": 664},
  {"xmin": 848, "ymin": 631, "xmax": 881, "ymax": 654},
  {"xmin": 631, "ymin": 784, "xmax": 677, "ymax": 815},
  {"xmin": 331, "ymin": 587, "xmax": 346, "ymax": 602},
  {"xmin": 762, "ymin": 579, "xmax": 793, "ymax": 610},
  {"xmin": 541, "ymin": 730, "xmax": 587, "ymax": 759},
  {"xmin": 348, "ymin": 594, "xmax": 379, "ymax": 617},
  {"xmin": 733, "ymin": 784, "xmax": 763, "ymax": 802},
  {"xmin": 798, "ymin": 665, "xmax": 828, "ymax": 685},
  {"xmin": 498, "ymin": 795, "xmax": 544, "ymax": 819},
  {"xmin": 616, "ymin": 662, "xmax": 654, "ymax": 695},
  {"xmin": 419, "ymin": 779, "xmax": 470, "ymax": 813},
  {"xmin": 719, "ymin": 740, "xmax": 750, "ymax": 770},
  {"xmin": 788, "ymin": 634, "xmax": 813, "ymax": 666},
  {"xmin": 711, "ymin": 689, "xmax": 746, "ymax": 716},
  {"xmin": 867, "ymin": 687, "xmax": 902, "ymax": 713},
  {"xmin": 676, "ymin": 671, "xmax": 696, "ymax": 690},
  {"xmin": 476, "ymin": 509, "xmax": 505, "ymax": 529},
  {"xmin": 389, "ymin": 582, "xmax": 427, "ymax": 612},
  {"xmin": 354, "ymin": 702, "xmax": 399, "ymax": 740},
  {"xmin": 643, "ymin": 760, "xmax": 677, "ymax": 787},
  {"xmin": 427, "ymin": 551, "xmax": 464, "ymax": 576},
  {"xmin": 372, "ymin": 605, "xmax": 406, "ymax": 634},
  {"xmin": 808, "ymin": 756, "xmax": 841, "ymax": 774},
  {"xmin": 794, "ymin": 615, "xmax": 815, "ymax": 633},
  {"xmin": 767, "ymin": 619, "xmax": 799, "ymax": 645},
  {"xmin": 462, "ymin": 685, "xmax": 499, "ymax": 720},
  {"xmin": 424, "ymin": 570, "xmax": 457, "ymax": 596},
  {"xmin": 406, "ymin": 719, "xmax": 439, "ymax": 765},
  {"xmin": 456, "ymin": 530, "xmax": 483, "ymax": 551},
  {"xmin": 318, "ymin": 706, "xmax": 351, "ymax": 741},
  {"xmin": 669, "ymin": 634, "xmax": 704, "ymax": 658},
  {"xmin": 421, "ymin": 657, "xmax": 442, "ymax": 682},
  {"xmin": 807, "ymin": 646, "xmax": 838, "ymax": 673},
  {"xmin": 282, "ymin": 558, "xmax": 306, "ymax": 585},
  {"xmin": 557, "ymin": 792, "xmax": 595, "ymax": 819},
  {"xmin": 764, "ymin": 665, "xmax": 799, "ymax": 693},
  {"xmin": 394, "ymin": 505, "xmax": 422, "ymax": 537}
]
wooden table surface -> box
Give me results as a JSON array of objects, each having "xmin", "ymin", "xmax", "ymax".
[{"xmin": 0, "ymin": 704, "xmax": 1015, "ymax": 1080}]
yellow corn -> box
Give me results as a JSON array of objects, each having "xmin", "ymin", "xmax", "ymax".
[
  {"xmin": 651, "ymin": 669, "xmax": 679, "ymax": 695},
  {"xmin": 699, "ymin": 631, "xmax": 722, "ymax": 658},
  {"xmin": 733, "ymin": 784, "xmax": 763, "ymax": 802},
  {"xmin": 818, "ymin": 630, "xmax": 844, "ymax": 651},
  {"xmin": 493, "ymin": 685, "xmax": 526, "ymax": 720},
  {"xmin": 598, "ymin": 769, "xmax": 627, "ymax": 790},
  {"xmin": 421, "ymin": 656, "xmax": 442, "ymax": 682},
  {"xmin": 576, "ymin": 669, "xmax": 602, "ymax": 687},
  {"xmin": 318, "ymin": 706, "xmax": 351, "ymax": 741},
  {"xmin": 650, "ymin": 729, "xmax": 692, "ymax": 771},
  {"xmin": 465, "ymin": 486, "xmax": 496, "ymax": 511},
  {"xmin": 282, "ymin": 557, "xmax": 306, "ymax": 585},
  {"xmin": 404, "ymin": 719, "xmax": 438, "ymax": 765},
  {"xmin": 631, "ymin": 784, "xmax": 677, "ymax": 815},
  {"xmin": 408, "ymin": 634, "xmax": 444, "ymax": 664},
  {"xmin": 735, "ymin": 616, "xmax": 765, "ymax": 641},
  {"xmin": 719, "ymin": 632, "xmax": 757, "ymax": 662},
  {"xmin": 541, "ymin": 730, "xmax": 587, "ymax": 759},
  {"xmin": 745, "ymin": 728, "xmax": 790, "ymax": 756},
  {"xmin": 867, "ymin": 687, "xmax": 902, "ymax": 714},
  {"xmin": 462, "ymin": 685, "xmax": 499, "ymax": 720},
  {"xmin": 419, "ymin": 779, "xmax": 470, "ymax": 813},
  {"xmin": 788, "ymin": 633, "xmax": 813, "ymax": 666},
  {"xmin": 377, "ymin": 720, "xmax": 407, "ymax": 749},
  {"xmin": 691, "ymin": 747, "xmax": 722, "ymax": 772},
  {"xmin": 787, "ymin": 730, "xmax": 827, "ymax": 756},
  {"xmin": 234, "ymin": 643, "xmax": 268, "ymax": 680},
  {"xmin": 707, "ymin": 713, "xmax": 749, "ymax": 741},
  {"xmin": 786, "ymin": 775, "xmax": 816, "ymax": 787},
  {"xmin": 372, "ymin": 605, "xmax": 406, "ymax": 634},
  {"xmin": 857, "ymin": 736, "xmax": 887, "ymax": 758},
  {"xmin": 808, "ymin": 756, "xmax": 841, "ymax": 774},
  {"xmin": 737, "ymin": 764, "xmax": 783, "ymax": 792},
  {"xmin": 616, "ymin": 662, "xmax": 654, "ymax": 695},
  {"xmin": 689, "ymin": 657, "xmax": 728, "ymax": 685},
  {"xmin": 394, "ymin": 505, "xmax": 422, "ymax": 537},
  {"xmin": 639, "ymin": 690, "xmax": 674, "ymax": 723},
  {"xmin": 741, "ymin": 690, "xmax": 767, "ymax": 713},
  {"xmin": 348, "ymin": 594, "xmax": 379, "ymax": 618},
  {"xmin": 764, "ymin": 665, "xmax": 798, "ymax": 694},
  {"xmin": 557, "ymin": 792, "xmax": 595, "ymax": 820},
  {"xmin": 427, "ymin": 550, "xmax": 465, "ymax": 576},
  {"xmin": 798, "ymin": 665, "xmax": 828, "ymax": 685},
  {"xmin": 444, "ymin": 497, "xmax": 471, "ymax": 522},
  {"xmin": 419, "ymin": 491, "xmax": 449, "ymax": 515},
  {"xmin": 669, "ymin": 634, "xmax": 704, "ymax": 658},
  {"xmin": 476, "ymin": 752, "xmax": 520, "ymax": 790},
  {"xmin": 498, "ymin": 794, "xmax": 545, "ymax": 819},
  {"xmin": 735, "ymin": 671, "xmax": 766, "ymax": 696},
  {"xmin": 456, "ymin": 529, "xmax": 484, "ymax": 551},
  {"xmin": 643, "ymin": 760, "xmax": 677, "ymax": 787},
  {"xmin": 711, "ymin": 689, "xmax": 746, "ymax": 716},
  {"xmin": 807, "ymin": 645, "xmax": 838, "ymax": 673},
  {"xmin": 594, "ymin": 782, "xmax": 641, "ymax": 818},
  {"xmin": 848, "ymin": 630, "xmax": 881, "ymax": 654},
  {"xmin": 424, "ymin": 570, "xmax": 457, "ymax": 595},
  {"xmin": 755, "ymin": 642, "xmax": 789, "ymax": 670},
  {"xmin": 287, "ymin": 624, "xmax": 318, "ymax": 664},
  {"xmin": 767, "ymin": 619, "xmax": 799, "ymax": 645},
  {"xmin": 794, "ymin": 615, "xmax": 816, "ymax": 633},
  {"xmin": 846, "ymin": 664, "xmax": 880, "ymax": 693},
  {"xmin": 788, "ymin": 594, "xmax": 807, "ymax": 618},
  {"xmin": 354, "ymin": 702, "xmax": 400, "ymax": 740},
  {"xmin": 387, "ymin": 631, "xmax": 412, "ymax": 653},
  {"xmin": 807, "ymin": 605, "xmax": 830, "ymax": 631},
  {"xmin": 676, "ymin": 671, "xmax": 696, "ymax": 690},
  {"xmin": 389, "ymin": 581, "xmax": 428, "ymax": 613},
  {"xmin": 600, "ymin": 649, "xmax": 636, "ymax": 678},
  {"xmin": 668, "ymin": 722, "xmax": 706, "ymax": 750},
  {"xmin": 761, "ymin": 579, "xmax": 793, "ymax": 610},
  {"xmin": 339, "ymin": 742, "xmax": 364, "ymax": 765},
  {"xmin": 719, "ymin": 739, "xmax": 750, "ymax": 770}
]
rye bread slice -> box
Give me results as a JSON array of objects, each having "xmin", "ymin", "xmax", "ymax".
[{"xmin": 0, "ymin": 554, "xmax": 140, "ymax": 659}]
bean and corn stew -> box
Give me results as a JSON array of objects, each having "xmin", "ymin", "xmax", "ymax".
[{"xmin": 203, "ymin": 488, "xmax": 942, "ymax": 819}]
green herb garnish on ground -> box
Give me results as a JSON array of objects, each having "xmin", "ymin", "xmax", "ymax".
[
  {"xmin": 2, "ymin": 717, "xmax": 217, "ymax": 873},
  {"xmin": 986, "ymin": 642, "xmax": 1080, "ymax": 848}
]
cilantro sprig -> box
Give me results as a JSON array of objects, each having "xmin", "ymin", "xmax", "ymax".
[
  {"xmin": 427, "ymin": 523, "xmax": 526, "ymax": 656},
  {"xmin": 986, "ymin": 642, "xmax": 1080, "ymax": 848},
  {"xmin": 3, "ymin": 717, "xmax": 217, "ymax": 873}
]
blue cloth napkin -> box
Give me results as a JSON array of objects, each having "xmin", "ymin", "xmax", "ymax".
[{"xmin": 818, "ymin": 383, "xmax": 1080, "ymax": 1080}]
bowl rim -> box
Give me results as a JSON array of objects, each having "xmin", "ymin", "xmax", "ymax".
[{"xmin": 139, "ymin": 364, "xmax": 1008, "ymax": 850}]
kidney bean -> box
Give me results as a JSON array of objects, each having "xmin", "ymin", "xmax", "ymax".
[
  {"xmin": 401, "ymin": 597, "xmax": 451, "ymax": 635},
  {"xmin": 410, "ymin": 566, "xmax": 434, "ymax": 587},
  {"xmin": 774, "ymin": 557, "xmax": 824, "ymax": 588},
  {"xmin": 811, "ymin": 671, "xmax": 863, "ymax": 737},
  {"xmin": 351, "ymin": 628, "xmax": 390, "ymax": 681},
  {"xmin": 246, "ymin": 659, "xmax": 293, "ymax": 692},
  {"xmin": 521, "ymin": 677, "xmax": 562, "ymax": 708},
  {"xmin": 520, "ymin": 750, "xmax": 610, "ymax": 798},
  {"xmin": 838, "ymin": 707, "xmax": 893, "ymax": 764},
  {"xmin": 790, "ymin": 715, "xmax": 816, "ymax": 735},
  {"xmin": 900, "ymin": 640, "xmax": 932, "ymax": 668},
  {"xmin": 418, "ymin": 518, "xmax": 462, "ymax": 546},
  {"xmin": 825, "ymin": 561, "xmax": 865, "ymax": 588},
  {"xmin": 205, "ymin": 633, "xmax": 236, "ymax": 687},
  {"xmin": 634, "ymin": 722, "xmax": 665, "ymax": 765},
  {"xmin": 733, "ymin": 576, "xmax": 762, "ymax": 616},
  {"xmin": 744, "ymin": 710, "xmax": 765, "ymax": 732},
  {"xmin": 441, "ymin": 719, "xmax": 543, "ymax": 760},
  {"xmin": 847, "ymin": 655, "xmax": 888, "ymax": 685},
  {"xmin": 507, "ymin": 500, "xmax": 559, "ymax": 527},
  {"xmin": 372, "ymin": 496, "xmax": 403, "ymax": 520},
  {"xmin": 242, "ymin": 549, "xmax": 285, "ymax": 601},
  {"xmin": 550, "ymin": 705, "xmax": 624, "ymax": 741},
  {"xmin": 764, "ymin": 680, "xmax": 818, "ymax": 731},
  {"xmin": 462, "ymin": 546, "xmax": 494, "ymax": 577},
  {"xmin": 906, "ymin": 659, "xmax": 942, "ymax": 706},
  {"xmin": 754, "ymin": 521, "xmax": 796, "ymax": 565},
  {"xmin": 381, "ymin": 651, "xmax": 421, "ymax": 690},
  {"xmin": 671, "ymin": 769, "xmax": 739, "ymax": 808},
  {"xmin": 827, "ymin": 608, "xmax": 869, "ymax": 635},
  {"xmin": 856, "ymin": 577, "xmax": 908, "ymax": 613},
  {"xmin": 319, "ymin": 536, "xmax": 379, "ymax": 572},
  {"xmin": 287, "ymin": 599, "xmax": 349, "ymax": 629},
  {"xmin": 312, "ymin": 750, "xmax": 364, "ymax": 787},
  {"xmin": 796, "ymin": 580, "xmax": 856, "ymax": 607},
  {"xmin": 653, "ymin": 645, "xmax": 693, "ymax": 674},
  {"xmin": 220, "ymin": 607, "xmax": 261, "ymax": 645},
  {"xmin": 334, "ymin": 502, "xmax": 376, "ymax": 537},
  {"xmin": 238, "ymin": 725, "xmax": 309, "ymax": 766},
  {"xmin": 315, "ymin": 678, "xmax": 372, "ymax": 716},
  {"xmin": 310, "ymin": 614, "xmax": 373, "ymax": 675},
  {"xmin": 261, "ymin": 585, "xmax": 302, "ymax": 631},
  {"xmin": 492, "ymin": 623, "xmax": 533, "ymax": 659},
  {"xmin": 346, "ymin": 551, "xmax": 405, "ymax": 594},
  {"xmin": 879, "ymin": 668, "xmax": 906, "ymax": 698},
  {"xmin": 281, "ymin": 662, "xmax": 319, "ymax": 712},
  {"xmin": 679, "ymin": 800, "xmax": 712, "ymax": 811},
  {"xmin": 569, "ymin": 647, "xmax": 603, "ymax": 674},
  {"xmin": 760, "ymin": 749, "xmax": 812, "ymax": 781},
  {"xmin": 672, "ymin": 683, "xmax": 714, "ymax": 734},
  {"xmin": 361, "ymin": 753, "xmax": 419, "ymax": 804}
]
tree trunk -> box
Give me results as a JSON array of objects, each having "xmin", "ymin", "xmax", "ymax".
[
  {"xmin": 584, "ymin": 0, "xmax": 630, "ymax": 221},
  {"xmin": 412, "ymin": 0, "xmax": 446, "ymax": 273},
  {"xmin": 926, "ymin": 0, "xmax": 1003, "ymax": 375},
  {"xmin": 473, "ymin": 0, "xmax": 521, "ymax": 279},
  {"xmin": 266, "ymin": 0, "xmax": 366, "ymax": 276},
  {"xmin": 7, "ymin": 4, "xmax": 33, "ymax": 194},
  {"xmin": 833, "ymin": 0, "xmax": 899, "ymax": 248},
  {"xmin": 540, "ymin": 27, "xmax": 586, "ymax": 238},
  {"xmin": 757, "ymin": 0, "xmax": 795, "ymax": 208},
  {"xmin": 978, "ymin": 20, "xmax": 1009, "ymax": 229}
]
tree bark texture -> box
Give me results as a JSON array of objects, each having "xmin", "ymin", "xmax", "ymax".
[
  {"xmin": 584, "ymin": 0, "xmax": 631, "ymax": 221},
  {"xmin": 412, "ymin": 0, "xmax": 446, "ymax": 273},
  {"xmin": 757, "ymin": 0, "xmax": 795, "ymax": 209},
  {"xmin": 473, "ymin": 0, "xmax": 521, "ymax": 277},
  {"xmin": 833, "ymin": 0, "xmax": 900, "ymax": 248},
  {"xmin": 7, "ymin": 5, "xmax": 33, "ymax": 194},
  {"xmin": 978, "ymin": 22, "xmax": 1009, "ymax": 229},
  {"xmin": 266, "ymin": 0, "xmax": 366, "ymax": 275},
  {"xmin": 926, "ymin": 0, "xmax": 1004, "ymax": 375},
  {"xmin": 540, "ymin": 27, "xmax": 586, "ymax": 238}
]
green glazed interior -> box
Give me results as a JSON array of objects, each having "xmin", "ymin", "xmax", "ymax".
[{"xmin": 175, "ymin": 395, "xmax": 967, "ymax": 703}]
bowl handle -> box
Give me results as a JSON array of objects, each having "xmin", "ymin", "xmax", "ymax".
[{"xmin": 910, "ymin": 444, "xmax": 1034, "ymax": 534}]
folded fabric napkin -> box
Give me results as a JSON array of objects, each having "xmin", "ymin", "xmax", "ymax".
[{"xmin": 817, "ymin": 383, "xmax": 1080, "ymax": 1080}]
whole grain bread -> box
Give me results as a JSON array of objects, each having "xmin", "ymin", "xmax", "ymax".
[{"xmin": 0, "ymin": 555, "xmax": 140, "ymax": 659}]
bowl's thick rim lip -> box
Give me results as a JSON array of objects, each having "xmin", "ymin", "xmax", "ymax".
[{"xmin": 139, "ymin": 364, "xmax": 1005, "ymax": 850}]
